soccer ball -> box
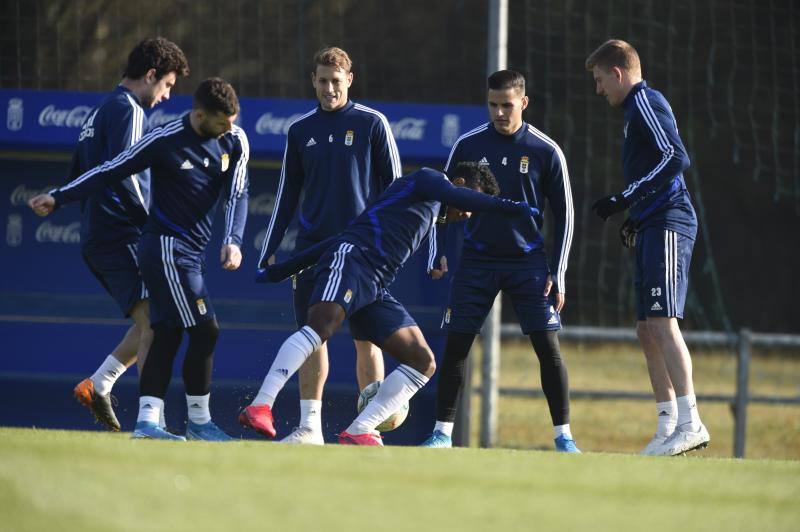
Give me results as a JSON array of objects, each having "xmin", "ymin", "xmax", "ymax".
[{"xmin": 356, "ymin": 380, "xmax": 410, "ymax": 432}]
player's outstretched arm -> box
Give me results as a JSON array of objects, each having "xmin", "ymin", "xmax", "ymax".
[
  {"xmin": 50, "ymin": 125, "xmax": 161, "ymax": 208},
  {"xmin": 416, "ymin": 172, "xmax": 537, "ymax": 218}
]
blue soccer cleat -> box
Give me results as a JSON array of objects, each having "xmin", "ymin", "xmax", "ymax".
[
  {"xmin": 186, "ymin": 420, "xmax": 234, "ymax": 442},
  {"xmin": 420, "ymin": 430, "xmax": 453, "ymax": 448},
  {"xmin": 554, "ymin": 435, "xmax": 581, "ymax": 453},
  {"xmin": 132, "ymin": 421, "xmax": 186, "ymax": 441}
]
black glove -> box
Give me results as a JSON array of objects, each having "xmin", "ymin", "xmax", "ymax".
[
  {"xmin": 592, "ymin": 194, "xmax": 630, "ymax": 220},
  {"xmin": 619, "ymin": 217, "xmax": 637, "ymax": 248}
]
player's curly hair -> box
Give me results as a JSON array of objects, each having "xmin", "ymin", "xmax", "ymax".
[
  {"xmin": 123, "ymin": 37, "xmax": 189, "ymax": 80},
  {"xmin": 193, "ymin": 77, "xmax": 240, "ymax": 116},
  {"xmin": 451, "ymin": 162, "xmax": 500, "ymax": 196}
]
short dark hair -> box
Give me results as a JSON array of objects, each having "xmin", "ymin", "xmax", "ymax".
[
  {"xmin": 123, "ymin": 37, "xmax": 189, "ymax": 80},
  {"xmin": 193, "ymin": 78, "xmax": 240, "ymax": 116},
  {"xmin": 487, "ymin": 69, "xmax": 526, "ymax": 94},
  {"xmin": 450, "ymin": 162, "xmax": 500, "ymax": 196},
  {"xmin": 585, "ymin": 39, "xmax": 641, "ymax": 75}
]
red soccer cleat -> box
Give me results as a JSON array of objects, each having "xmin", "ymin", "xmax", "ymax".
[
  {"xmin": 238, "ymin": 404, "xmax": 276, "ymax": 438},
  {"xmin": 338, "ymin": 431, "xmax": 384, "ymax": 446}
]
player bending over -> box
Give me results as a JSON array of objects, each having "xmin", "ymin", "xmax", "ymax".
[{"xmin": 239, "ymin": 163, "xmax": 536, "ymax": 445}]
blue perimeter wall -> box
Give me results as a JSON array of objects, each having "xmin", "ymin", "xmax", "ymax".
[{"xmin": 0, "ymin": 90, "xmax": 485, "ymax": 443}]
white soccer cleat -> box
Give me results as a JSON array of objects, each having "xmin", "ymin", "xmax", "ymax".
[
  {"xmin": 640, "ymin": 433, "xmax": 670, "ymax": 456},
  {"xmin": 652, "ymin": 424, "xmax": 710, "ymax": 456},
  {"xmin": 280, "ymin": 426, "xmax": 325, "ymax": 445}
]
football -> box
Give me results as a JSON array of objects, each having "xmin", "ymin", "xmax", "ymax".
[{"xmin": 356, "ymin": 380, "xmax": 410, "ymax": 432}]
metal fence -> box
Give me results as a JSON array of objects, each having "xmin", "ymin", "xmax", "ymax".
[{"xmin": 457, "ymin": 322, "xmax": 800, "ymax": 458}]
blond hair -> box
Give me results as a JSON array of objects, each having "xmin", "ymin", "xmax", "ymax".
[{"xmin": 585, "ymin": 39, "xmax": 641, "ymax": 75}]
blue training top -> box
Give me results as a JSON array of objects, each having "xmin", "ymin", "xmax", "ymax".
[
  {"xmin": 258, "ymin": 100, "xmax": 401, "ymax": 265},
  {"xmin": 52, "ymin": 114, "xmax": 249, "ymax": 255},
  {"xmin": 443, "ymin": 121, "xmax": 574, "ymax": 293},
  {"xmin": 66, "ymin": 85, "xmax": 150, "ymax": 253},
  {"xmin": 620, "ymin": 80, "xmax": 697, "ymax": 239},
  {"xmin": 260, "ymin": 168, "xmax": 534, "ymax": 288}
]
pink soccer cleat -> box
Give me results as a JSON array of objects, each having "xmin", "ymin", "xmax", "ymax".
[
  {"xmin": 338, "ymin": 431, "xmax": 384, "ymax": 446},
  {"xmin": 238, "ymin": 404, "xmax": 276, "ymax": 438}
]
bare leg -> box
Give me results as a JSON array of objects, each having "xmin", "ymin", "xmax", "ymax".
[
  {"xmin": 344, "ymin": 326, "xmax": 435, "ymax": 437},
  {"xmin": 379, "ymin": 326, "xmax": 436, "ymax": 378},
  {"xmin": 103, "ymin": 299, "xmax": 151, "ymax": 370},
  {"xmin": 129, "ymin": 299, "xmax": 153, "ymax": 375},
  {"xmin": 636, "ymin": 320, "xmax": 676, "ymax": 402},
  {"xmin": 644, "ymin": 317, "xmax": 694, "ymax": 397},
  {"xmin": 644, "ymin": 317, "xmax": 708, "ymax": 454},
  {"xmin": 355, "ymin": 340, "xmax": 384, "ymax": 390}
]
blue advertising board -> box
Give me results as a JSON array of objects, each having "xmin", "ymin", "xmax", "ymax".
[
  {"xmin": 0, "ymin": 89, "xmax": 477, "ymax": 439},
  {"xmin": 0, "ymin": 89, "xmax": 487, "ymax": 161}
]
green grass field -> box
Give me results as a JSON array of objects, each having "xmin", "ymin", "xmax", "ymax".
[
  {"xmin": 1, "ymin": 428, "xmax": 797, "ymax": 532},
  {"xmin": 475, "ymin": 340, "xmax": 800, "ymax": 459}
]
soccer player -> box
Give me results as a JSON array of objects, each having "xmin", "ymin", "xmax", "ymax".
[
  {"xmin": 240, "ymin": 163, "xmax": 538, "ymax": 445},
  {"xmin": 66, "ymin": 37, "xmax": 189, "ymax": 431},
  {"xmin": 586, "ymin": 39, "xmax": 710, "ymax": 456},
  {"xmin": 257, "ymin": 47, "xmax": 401, "ymax": 445},
  {"xmin": 420, "ymin": 70, "xmax": 579, "ymax": 453},
  {"xmin": 29, "ymin": 78, "xmax": 249, "ymax": 441}
]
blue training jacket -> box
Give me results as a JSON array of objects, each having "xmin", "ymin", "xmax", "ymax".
[
  {"xmin": 262, "ymin": 168, "xmax": 533, "ymax": 288},
  {"xmin": 66, "ymin": 85, "xmax": 150, "ymax": 253},
  {"xmin": 442, "ymin": 121, "xmax": 574, "ymax": 293},
  {"xmin": 52, "ymin": 114, "xmax": 249, "ymax": 255},
  {"xmin": 257, "ymin": 100, "xmax": 401, "ymax": 265},
  {"xmin": 620, "ymin": 80, "xmax": 697, "ymax": 239}
]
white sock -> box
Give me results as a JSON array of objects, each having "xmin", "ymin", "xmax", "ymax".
[
  {"xmin": 434, "ymin": 421, "xmax": 454, "ymax": 438},
  {"xmin": 159, "ymin": 408, "xmax": 167, "ymax": 429},
  {"xmin": 187, "ymin": 394, "xmax": 211, "ymax": 425},
  {"xmin": 90, "ymin": 355, "xmax": 127, "ymax": 396},
  {"xmin": 253, "ymin": 326, "xmax": 322, "ymax": 407},
  {"xmin": 300, "ymin": 399, "xmax": 322, "ymax": 432},
  {"xmin": 137, "ymin": 396, "xmax": 163, "ymax": 425},
  {"xmin": 347, "ymin": 365, "xmax": 429, "ymax": 434},
  {"xmin": 676, "ymin": 394, "xmax": 702, "ymax": 431},
  {"xmin": 656, "ymin": 400, "xmax": 678, "ymax": 437},
  {"xmin": 554, "ymin": 424, "xmax": 573, "ymax": 440}
]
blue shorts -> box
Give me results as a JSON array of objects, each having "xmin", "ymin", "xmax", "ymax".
[
  {"xmin": 443, "ymin": 265, "xmax": 561, "ymax": 334},
  {"xmin": 635, "ymin": 227, "xmax": 694, "ymax": 320},
  {"xmin": 82, "ymin": 244, "xmax": 148, "ymax": 317},
  {"xmin": 138, "ymin": 233, "xmax": 215, "ymax": 329},
  {"xmin": 308, "ymin": 242, "xmax": 416, "ymax": 346},
  {"xmin": 293, "ymin": 266, "xmax": 373, "ymax": 341}
]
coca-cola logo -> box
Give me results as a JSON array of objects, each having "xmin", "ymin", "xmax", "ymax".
[
  {"xmin": 38, "ymin": 105, "xmax": 93, "ymax": 128},
  {"xmin": 389, "ymin": 117, "xmax": 427, "ymax": 141},
  {"xmin": 35, "ymin": 221, "xmax": 81, "ymax": 244},
  {"xmin": 254, "ymin": 112, "xmax": 305, "ymax": 136},
  {"xmin": 149, "ymin": 109, "xmax": 189, "ymax": 127},
  {"xmin": 248, "ymin": 193, "xmax": 276, "ymax": 216},
  {"xmin": 10, "ymin": 185, "xmax": 58, "ymax": 206}
]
